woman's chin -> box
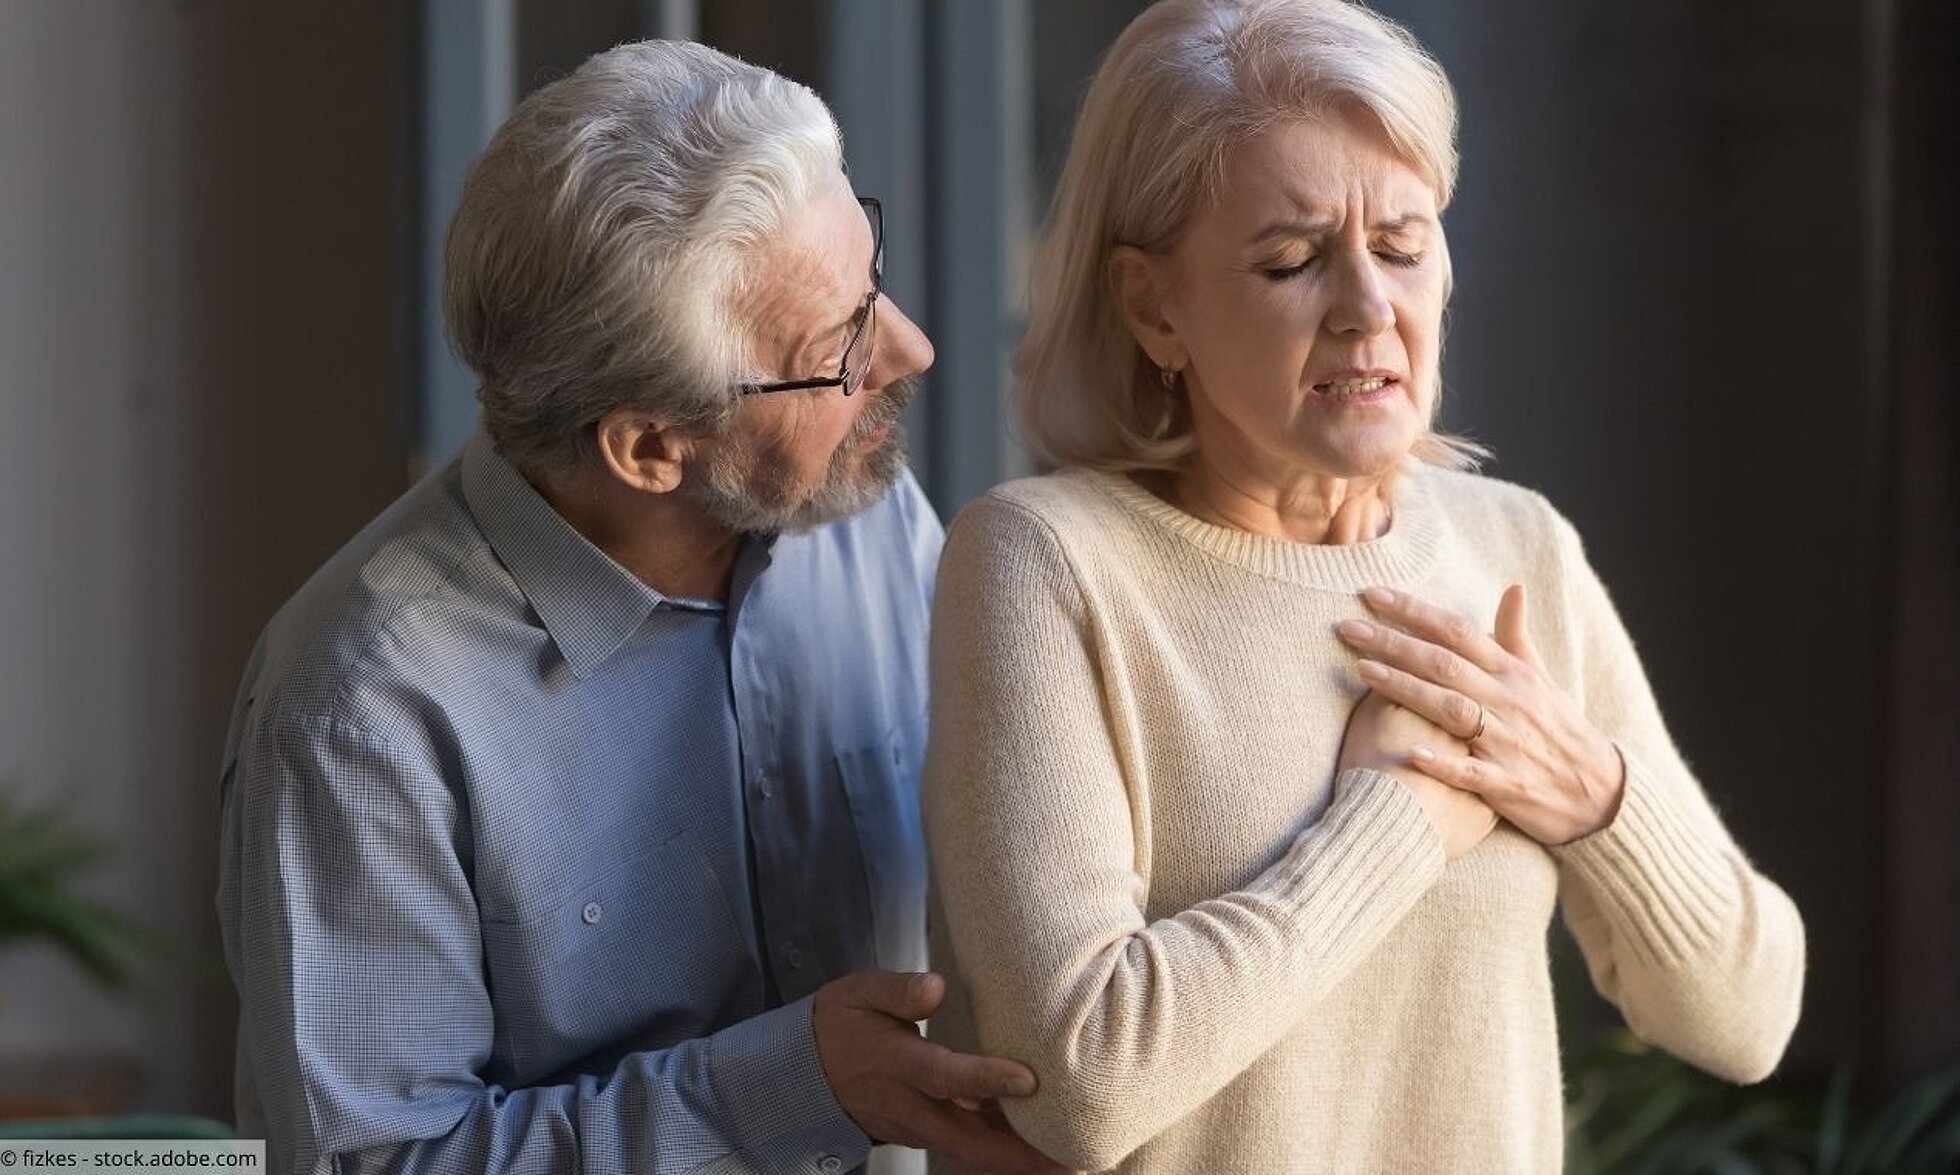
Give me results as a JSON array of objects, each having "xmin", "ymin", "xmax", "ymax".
[{"xmin": 1298, "ymin": 432, "xmax": 1419, "ymax": 482}]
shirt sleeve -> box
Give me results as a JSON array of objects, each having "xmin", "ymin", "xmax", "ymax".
[
  {"xmin": 922, "ymin": 496, "xmax": 1446, "ymax": 1173},
  {"xmin": 218, "ymin": 706, "xmax": 868, "ymax": 1175},
  {"xmin": 1541, "ymin": 507, "xmax": 1806, "ymax": 1084}
]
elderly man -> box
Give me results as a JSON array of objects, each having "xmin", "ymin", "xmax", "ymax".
[{"xmin": 216, "ymin": 41, "xmax": 1058, "ymax": 1175}]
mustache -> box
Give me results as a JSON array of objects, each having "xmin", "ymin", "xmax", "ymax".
[{"xmin": 851, "ymin": 374, "xmax": 919, "ymax": 440}]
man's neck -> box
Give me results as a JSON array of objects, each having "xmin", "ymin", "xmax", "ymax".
[{"xmin": 535, "ymin": 467, "xmax": 744, "ymax": 602}]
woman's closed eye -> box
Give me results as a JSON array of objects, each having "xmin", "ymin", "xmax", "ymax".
[
  {"xmin": 1260, "ymin": 255, "xmax": 1318, "ymax": 281},
  {"xmin": 1260, "ymin": 246, "xmax": 1424, "ymax": 282}
]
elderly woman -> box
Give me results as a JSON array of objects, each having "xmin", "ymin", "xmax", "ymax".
[{"xmin": 920, "ymin": 1, "xmax": 1805, "ymax": 1172}]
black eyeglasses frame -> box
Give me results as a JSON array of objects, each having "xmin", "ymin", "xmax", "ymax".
[{"xmin": 737, "ymin": 197, "xmax": 885, "ymax": 398}]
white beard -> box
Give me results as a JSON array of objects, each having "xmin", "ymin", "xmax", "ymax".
[{"xmin": 682, "ymin": 375, "xmax": 916, "ymax": 534}]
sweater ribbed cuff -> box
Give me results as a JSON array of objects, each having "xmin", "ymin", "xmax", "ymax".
[
  {"xmin": 1277, "ymin": 768, "xmax": 1447, "ymax": 979},
  {"xmin": 1549, "ymin": 751, "xmax": 1739, "ymax": 965}
]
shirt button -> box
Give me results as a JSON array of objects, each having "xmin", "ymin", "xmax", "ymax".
[
  {"xmin": 581, "ymin": 901, "xmax": 603, "ymax": 925},
  {"xmin": 756, "ymin": 772, "xmax": 774, "ymax": 800},
  {"xmin": 818, "ymin": 1156, "xmax": 843, "ymax": 1174},
  {"xmin": 785, "ymin": 945, "xmax": 805, "ymax": 969}
]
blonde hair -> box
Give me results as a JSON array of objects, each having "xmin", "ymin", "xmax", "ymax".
[
  {"xmin": 1016, "ymin": 0, "xmax": 1485, "ymax": 473},
  {"xmin": 444, "ymin": 41, "xmax": 841, "ymax": 477}
]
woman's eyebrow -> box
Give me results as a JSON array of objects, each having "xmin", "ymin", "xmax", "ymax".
[
  {"xmin": 1247, "ymin": 219, "xmax": 1337, "ymax": 247},
  {"xmin": 1247, "ymin": 212, "xmax": 1433, "ymax": 246},
  {"xmin": 1370, "ymin": 213, "xmax": 1433, "ymax": 234}
]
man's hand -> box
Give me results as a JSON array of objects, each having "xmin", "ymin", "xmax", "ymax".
[{"xmin": 813, "ymin": 970, "xmax": 1071, "ymax": 1174}]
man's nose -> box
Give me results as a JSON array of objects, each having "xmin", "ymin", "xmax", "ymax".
[{"xmin": 864, "ymin": 297, "xmax": 935, "ymax": 391}]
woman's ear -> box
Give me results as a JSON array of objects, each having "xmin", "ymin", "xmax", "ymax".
[
  {"xmin": 593, "ymin": 408, "xmax": 695, "ymax": 495},
  {"xmin": 1109, "ymin": 245, "xmax": 1187, "ymax": 372}
]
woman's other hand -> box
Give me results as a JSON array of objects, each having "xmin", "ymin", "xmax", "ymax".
[
  {"xmin": 1336, "ymin": 584, "xmax": 1627, "ymax": 846},
  {"xmin": 1337, "ymin": 689, "xmax": 1496, "ymax": 859}
]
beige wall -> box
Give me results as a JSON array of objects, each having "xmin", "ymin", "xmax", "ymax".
[{"xmin": 0, "ymin": 3, "xmax": 409, "ymax": 1116}]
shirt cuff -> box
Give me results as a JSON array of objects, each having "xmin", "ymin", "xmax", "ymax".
[
  {"xmin": 706, "ymin": 994, "xmax": 871, "ymax": 1173},
  {"xmin": 1549, "ymin": 749, "xmax": 1739, "ymax": 963}
]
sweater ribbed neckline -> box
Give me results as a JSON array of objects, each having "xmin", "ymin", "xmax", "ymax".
[{"xmin": 1079, "ymin": 465, "xmax": 1446, "ymax": 593}]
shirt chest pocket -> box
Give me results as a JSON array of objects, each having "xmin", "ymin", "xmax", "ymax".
[
  {"xmin": 835, "ymin": 723, "xmax": 928, "ymax": 973},
  {"xmin": 478, "ymin": 827, "xmax": 756, "ymax": 1080}
]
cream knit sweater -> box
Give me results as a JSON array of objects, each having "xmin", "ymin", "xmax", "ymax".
[{"xmin": 922, "ymin": 465, "xmax": 1804, "ymax": 1175}]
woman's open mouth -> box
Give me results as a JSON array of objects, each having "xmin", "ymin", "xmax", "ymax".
[{"xmin": 1311, "ymin": 374, "xmax": 1400, "ymax": 400}]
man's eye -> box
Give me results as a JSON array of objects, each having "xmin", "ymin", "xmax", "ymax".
[{"xmin": 836, "ymin": 301, "xmax": 872, "ymax": 353}]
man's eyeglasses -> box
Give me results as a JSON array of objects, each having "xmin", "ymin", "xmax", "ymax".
[{"xmin": 739, "ymin": 197, "xmax": 884, "ymax": 397}]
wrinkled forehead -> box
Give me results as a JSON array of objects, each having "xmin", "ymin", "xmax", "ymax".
[{"xmin": 1213, "ymin": 114, "xmax": 1440, "ymax": 229}]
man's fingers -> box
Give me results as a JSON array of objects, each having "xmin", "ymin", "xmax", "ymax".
[
  {"xmin": 909, "ymin": 1096, "xmax": 1070, "ymax": 1175},
  {"xmin": 838, "ymin": 970, "xmax": 945, "ymax": 1020},
  {"xmin": 900, "ymin": 1037, "xmax": 1039, "ymax": 1101}
]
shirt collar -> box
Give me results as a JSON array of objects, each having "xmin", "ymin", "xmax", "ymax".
[{"xmin": 460, "ymin": 428, "xmax": 665, "ymax": 679}]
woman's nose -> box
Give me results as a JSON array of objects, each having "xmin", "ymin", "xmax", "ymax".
[{"xmin": 1324, "ymin": 253, "xmax": 1396, "ymax": 337}]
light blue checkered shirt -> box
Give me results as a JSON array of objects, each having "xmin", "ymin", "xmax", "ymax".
[{"xmin": 217, "ymin": 429, "xmax": 942, "ymax": 1173}]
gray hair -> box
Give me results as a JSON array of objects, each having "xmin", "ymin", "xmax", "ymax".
[
  {"xmin": 444, "ymin": 40, "xmax": 842, "ymax": 477},
  {"xmin": 1016, "ymin": 0, "xmax": 1484, "ymax": 473}
]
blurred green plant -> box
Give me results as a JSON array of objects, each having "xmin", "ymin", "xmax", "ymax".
[
  {"xmin": 0, "ymin": 786, "xmax": 146, "ymax": 992},
  {"xmin": 1566, "ymin": 1031, "xmax": 1960, "ymax": 1175}
]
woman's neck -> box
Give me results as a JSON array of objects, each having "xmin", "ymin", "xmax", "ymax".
[{"xmin": 1160, "ymin": 458, "xmax": 1394, "ymax": 545}]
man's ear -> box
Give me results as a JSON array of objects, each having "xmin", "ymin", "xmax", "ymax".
[
  {"xmin": 593, "ymin": 408, "xmax": 695, "ymax": 495},
  {"xmin": 1108, "ymin": 245, "xmax": 1187, "ymax": 372}
]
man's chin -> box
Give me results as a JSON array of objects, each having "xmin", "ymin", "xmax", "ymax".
[
  {"xmin": 690, "ymin": 428, "xmax": 909, "ymax": 535},
  {"xmin": 775, "ymin": 430, "xmax": 909, "ymax": 533}
]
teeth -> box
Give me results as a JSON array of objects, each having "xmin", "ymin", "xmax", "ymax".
[{"xmin": 1317, "ymin": 376, "xmax": 1390, "ymax": 395}]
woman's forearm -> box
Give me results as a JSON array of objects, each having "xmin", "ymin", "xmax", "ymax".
[
  {"xmin": 931, "ymin": 764, "xmax": 1443, "ymax": 1171},
  {"xmin": 1553, "ymin": 752, "xmax": 1806, "ymax": 1082}
]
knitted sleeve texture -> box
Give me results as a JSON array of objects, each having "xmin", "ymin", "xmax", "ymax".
[
  {"xmin": 1543, "ymin": 507, "xmax": 1806, "ymax": 1083},
  {"xmin": 921, "ymin": 494, "xmax": 1446, "ymax": 1172}
]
